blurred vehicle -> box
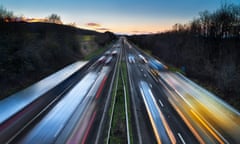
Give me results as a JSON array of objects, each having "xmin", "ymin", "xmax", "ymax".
[
  {"xmin": 148, "ymin": 59, "xmax": 167, "ymax": 78},
  {"xmin": 116, "ymin": 44, "xmax": 120, "ymax": 48},
  {"xmin": 105, "ymin": 56, "xmax": 113, "ymax": 64},
  {"xmin": 148, "ymin": 59, "xmax": 167, "ymax": 71},
  {"xmin": 105, "ymin": 51, "xmax": 111, "ymax": 56},
  {"xmin": 128, "ymin": 54, "xmax": 135, "ymax": 63},
  {"xmin": 97, "ymin": 56, "xmax": 106, "ymax": 63},
  {"xmin": 138, "ymin": 54, "xmax": 147, "ymax": 63},
  {"xmin": 113, "ymin": 44, "xmax": 120, "ymax": 48},
  {"xmin": 111, "ymin": 50, "xmax": 118, "ymax": 56}
]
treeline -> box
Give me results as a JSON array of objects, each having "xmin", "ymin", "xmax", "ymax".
[
  {"xmin": 173, "ymin": 3, "xmax": 240, "ymax": 38},
  {"xmin": 0, "ymin": 21, "xmax": 116, "ymax": 99},
  {"xmin": 0, "ymin": 6, "xmax": 13, "ymax": 20},
  {"xmin": 0, "ymin": 6, "xmax": 62, "ymax": 24},
  {"xmin": 0, "ymin": 6, "xmax": 116, "ymax": 99},
  {"xmin": 129, "ymin": 3, "xmax": 240, "ymax": 110}
]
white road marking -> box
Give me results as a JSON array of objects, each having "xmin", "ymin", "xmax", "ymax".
[
  {"xmin": 177, "ymin": 133, "xmax": 186, "ymax": 144},
  {"xmin": 158, "ymin": 99, "xmax": 164, "ymax": 107}
]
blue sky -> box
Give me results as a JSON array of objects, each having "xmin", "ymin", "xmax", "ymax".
[{"xmin": 1, "ymin": 0, "xmax": 240, "ymax": 34}]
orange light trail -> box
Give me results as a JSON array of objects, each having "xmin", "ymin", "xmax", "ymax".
[{"xmin": 190, "ymin": 110, "xmax": 225, "ymax": 144}]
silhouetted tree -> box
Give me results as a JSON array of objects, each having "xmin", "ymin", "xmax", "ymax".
[
  {"xmin": 171, "ymin": 3, "xmax": 240, "ymax": 38},
  {"xmin": 199, "ymin": 10, "xmax": 212, "ymax": 36},
  {"xmin": 198, "ymin": 3, "xmax": 240, "ymax": 38},
  {"xmin": 0, "ymin": 6, "xmax": 14, "ymax": 22},
  {"xmin": 47, "ymin": 14, "xmax": 62, "ymax": 24},
  {"xmin": 190, "ymin": 18, "xmax": 201, "ymax": 34},
  {"xmin": 172, "ymin": 23, "xmax": 186, "ymax": 32}
]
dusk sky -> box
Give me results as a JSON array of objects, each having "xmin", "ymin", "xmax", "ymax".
[{"xmin": 1, "ymin": 0, "xmax": 240, "ymax": 34}]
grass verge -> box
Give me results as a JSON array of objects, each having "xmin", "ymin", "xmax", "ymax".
[
  {"xmin": 84, "ymin": 41, "xmax": 116, "ymax": 60},
  {"xmin": 109, "ymin": 73, "xmax": 126, "ymax": 143},
  {"xmin": 84, "ymin": 47, "xmax": 106, "ymax": 60},
  {"xmin": 107, "ymin": 62, "xmax": 133, "ymax": 143},
  {"xmin": 167, "ymin": 65, "xmax": 185, "ymax": 74}
]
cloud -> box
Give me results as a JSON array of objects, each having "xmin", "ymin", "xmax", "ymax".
[
  {"xmin": 131, "ymin": 30, "xmax": 151, "ymax": 34},
  {"xmin": 132, "ymin": 30, "xmax": 148, "ymax": 33},
  {"xmin": 86, "ymin": 22, "xmax": 101, "ymax": 27},
  {"xmin": 85, "ymin": 22, "xmax": 110, "ymax": 32},
  {"xmin": 131, "ymin": 31, "xmax": 142, "ymax": 33},
  {"xmin": 96, "ymin": 27, "xmax": 110, "ymax": 31}
]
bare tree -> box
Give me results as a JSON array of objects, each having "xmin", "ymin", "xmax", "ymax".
[
  {"xmin": 186, "ymin": 3, "xmax": 240, "ymax": 38},
  {"xmin": 199, "ymin": 10, "xmax": 212, "ymax": 37},
  {"xmin": 190, "ymin": 18, "xmax": 201, "ymax": 34},
  {"xmin": 172, "ymin": 23, "xmax": 185, "ymax": 32},
  {"xmin": 0, "ymin": 6, "xmax": 14, "ymax": 21},
  {"xmin": 47, "ymin": 14, "xmax": 62, "ymax": 24}
]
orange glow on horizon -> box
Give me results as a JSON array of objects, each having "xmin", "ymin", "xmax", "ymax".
[
  {"xmin": 78, "ymin": 23, "xmax": 171, "ymax": 35},
  {"xmin": 26, "ymin": 18, "xmax": 48, "ymax": 23},
  {"xmin": 4, "ymin": 16, "xmax": 172, "ymax": 35},
  {"xmin": 4, "ymin": 17, "xmax": 62, "ymax": 24}
]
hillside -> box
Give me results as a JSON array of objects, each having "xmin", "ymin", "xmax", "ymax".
[
  {"xmin": 129, "ymin": 32, "xmax": 240, "ymax": 110},
  {"xmin": 0, "ymin": 21, "xmax": 116, "ymax": 99}
]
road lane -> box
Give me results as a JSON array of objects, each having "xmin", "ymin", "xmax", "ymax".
[
  {"xmin": 126, "ymin": 51, "xmax": 157, "ymax": 143},
  {"xmin": 81, "ymin": 39, "xmax": 122, "ymax": 144},
  {"xmin": 17, "ymin": 72, "xmax": 97, "ymax": 144},
  {"xmin": 160, "ymin": 72, "xmax": 240, "ymax": 143},
  {"xmin": 0, "ymin": 61, "xmax": 87, "ymax": 124},
  {"xmin": 55, "ymin": 66, "xmax": 111, "ymax": 144},
  {"xmin": 139, "ymin": 81, "xmax": 174, "ymax": 144},
  {"xmin": 3, "ymin": 37, "xmax": 239, "ymax": 144},
  {"xmin": 130, "ymin": 37, "xmax": 240, "ymax": 143},
  {"xmin": 125, "ymin": 38, "xmax": 199, "ymax": 144},
  {"xmin": 0, "ymin": 61, "xmax": 91, "ymax": 143}
]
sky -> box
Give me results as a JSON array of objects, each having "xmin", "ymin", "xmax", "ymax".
[{"xmin": 1, "ymin": 0, "xmax": 240, "ymax": 34}]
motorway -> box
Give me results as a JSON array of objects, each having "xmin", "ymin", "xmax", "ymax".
[
  {"xmin": 0, "ymin": 37, "xmax": 239, "ymax": 144},
  {"xmin": 0, "ymin": 38, "xmax": 121, "ymax": 143},
  {"xmin": 124, "ymin": 38, "xmax": 240, "ymax": 144},
  {"xmin": 124, "ymin": 39, "xmax": 199, "ymax": 144}
]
